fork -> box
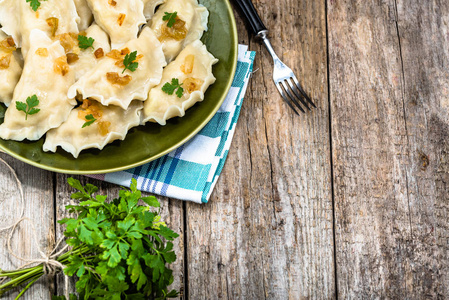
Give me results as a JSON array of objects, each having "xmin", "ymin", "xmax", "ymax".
[{"xmin": 233, "ymin": 0, "xmax": 316, "ymax": 114}]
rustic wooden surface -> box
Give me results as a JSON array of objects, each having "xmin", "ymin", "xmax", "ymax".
[
  {"xmin": 329, "ymin": 0, "xmax": 449, "ymax": 298},
  {"xmin": 0, "ymin": 0, "xmax": 448, "ymax": 299}
]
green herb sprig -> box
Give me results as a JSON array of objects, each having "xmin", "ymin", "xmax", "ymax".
[
  {"xmin": 122, "ymin": 51, "xmax": 139, "ymax": 74},
  {"xmin": 162, "ymin": 78, "xmax": 184, "ymax": 98},
  {"xmin": 0, "ymin": 179, "xmax": 179, "ymax": 300},
  {"xmin": 82, "ymin": 114, "xmax": 96, "ymax": 128},
  {"xmin": 162, "ymin": 12, "xmax": 178, "ymax": 28},
  {"xmin": 26, "ymin": 0, "xmax": 47, "ymax": 12},
  {"xmin": 78, "ymin": 35, "xmax": 95, "ymax": 50},
  {"xmin": 16, "ymin": 95, "xmax": 40, "ymax": 120}
]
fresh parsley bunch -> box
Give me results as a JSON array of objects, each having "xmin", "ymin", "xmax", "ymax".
[{"xmin": 0, "ymin": 179, "xmax": 179, "ymax": 300}]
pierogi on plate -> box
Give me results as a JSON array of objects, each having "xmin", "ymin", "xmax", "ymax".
[{"xmin": 0, "ymin": 0, "xmax": 217, "ymax": 158}]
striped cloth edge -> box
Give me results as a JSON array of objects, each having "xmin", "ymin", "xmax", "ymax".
[{"xmin": 88, "ymin": 45, "xmax": 256, "ymax": 203}]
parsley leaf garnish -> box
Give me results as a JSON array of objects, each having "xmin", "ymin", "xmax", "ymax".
[
  {"xmin": 82, "ymin": 114, "xmax": 96, "ymax": 128},
  {"xmin": 16, "ymin": 94, "xmax": 40, "ymax": 120},
  {"xmin": 163, "ymin": 11, "xmax": 178, "ymax": 28},
  {"xmin": 77, "ymin": 35, "xmax": 95, "ymax": 50},
  {"xmin": 122, "ymin": 51, "xmax": 139, "ymax": 74},
  {"xmin": 26, "ymin": 0, "xmax": 47, "ymax": 12},
  {"xmin": 162, "ymin": 78, "xmax": 184, "ymax": 98}
]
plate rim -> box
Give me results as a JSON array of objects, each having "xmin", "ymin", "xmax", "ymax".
[{"xmin": 0, "ymin": 0, "xmax": 239, "ymax": 175}]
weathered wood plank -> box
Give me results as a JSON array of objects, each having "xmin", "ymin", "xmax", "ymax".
[
  {"xmin": 0, "ymin": 153, "xmax": 55, "ymax": 299},
  {"xmin": 55, "ymin": 175, "xmax": 185, "ymax": 297},
  {"xmin": 396, "ymin": 0, "xmax": 449, "ymax": 296},
  {"xmin": 186, "ymin": 0, "xmax": 334, "ymax": 298},
  {"xmin": 328, "ymin": 0, "xmax": 449, "ymax": 297}
]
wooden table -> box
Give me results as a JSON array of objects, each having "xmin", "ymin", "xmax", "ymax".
[{"xmin": 1, "ymin": 0, "xmax": 448, "ymax": 298}]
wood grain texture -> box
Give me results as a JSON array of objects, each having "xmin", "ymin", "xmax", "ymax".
[
  {"xmin": 328, "ymin": 0, "xmax": 449, "ymax": 297},
  {"xmin": 0, "ymin": 154, "xmax": 54, "ymax": 299},
  {"xmin": 54, "ymin": 175, "xmax": 185, "ymax": 297},
  {"xmin": 396, "ymin": 0, "xmax": 449, "ymax": 296},
  {"xmin": 186, "ymin": 1, "xmax": 335, "ymax": 299}
]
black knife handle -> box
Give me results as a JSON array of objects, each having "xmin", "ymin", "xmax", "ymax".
[{"xmin": 232, "ymin": 0, "xmax": 267, "ymax": 36}]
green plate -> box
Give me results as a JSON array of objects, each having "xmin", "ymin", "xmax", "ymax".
[{"xmin": 0, "ymin": 0, "xmax": 238, "ymax": 174}]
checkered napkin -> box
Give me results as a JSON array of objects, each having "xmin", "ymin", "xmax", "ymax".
[{"xmin": 88, "ymin": 45, "xmax": 255, "ymax": 203}]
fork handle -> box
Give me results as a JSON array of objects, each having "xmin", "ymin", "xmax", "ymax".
[{"xmin": 232, "ymin": 0, "xmax": 267, "ymax": 36}]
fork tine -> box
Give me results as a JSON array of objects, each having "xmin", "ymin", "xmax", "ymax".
[
  {"xmin": 286, "ymin": 78, "xmax": 311, "ymax": 110},
  {"xmin": 280, "ymin": 81, "xmax": 306, "ymax": 113},
  {"xmin": 292, "ymin": 76, "xmax": 316, "ymax": 108},
  {"xmin": 275, "ymin": 83, "xmax": 300, "ymax": 115}
]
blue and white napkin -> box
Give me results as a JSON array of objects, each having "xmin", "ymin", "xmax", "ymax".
[{"xmin": 88, "ymin": 45, "xmax": 255, "ymax": 203}]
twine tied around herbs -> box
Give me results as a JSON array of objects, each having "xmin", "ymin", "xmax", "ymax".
[{"xmin": 0, "ymin": 155, "xmax": 70, "ymax": 299}]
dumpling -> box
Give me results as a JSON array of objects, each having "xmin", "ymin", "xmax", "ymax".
[
  {"xmin": 74, "ymin": 0, "xmax": 94, "ymax": 31},
  {"xmin": 72, "ymin": 24, "xmax": 111, "ymax": 81},
  {"xmin": 150, "ymin": 0, "xmax": 208, "ymax": 62},
  {"xmin": 43, "ymin": 99, "xmax": 143, "ymax": 158},
  {"xmin": 142, "ymin": 0, "xmax": 165, "ymax": 20},
  {"xmin": 0, "ymin": 31, "xmax": 23, "ymax": 106},
  {"xmin": 86, "ymin": 0, "xmax": 146, "ymax": 48},
  {"xmin": 17, "ymin": 0, "xmax": 80, "ymax": 58},
  {"xmin": 0, "ymin": 29, "xmax": 76, "ymax": 141},
  {"xmin": 0, "ymin": 0, "xmax": 21, "ymax": 47},
  {"xmin": 142, "ymin": 40, "xmax": 217, "ymax": 125},
  {"xmin": 68, "ymin": 27, "xmax": 166, "ymax": 110},
  {"xmin": 48, "ymin": 24, "xmax": 110, "ymax": 81}
]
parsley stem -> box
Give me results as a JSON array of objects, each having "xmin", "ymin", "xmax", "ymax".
[
  {"xmin": 0, "ymin": 268, "xmax": 42, "ymax": 289},
  {"xmin": 0, "ymin": 268, "xmax": 34, "ymax": 277},
  {"xmin": 81, "ymin": 255, "xmax": 97, "ymax": 260},
  {"xmin": 0, "ymin": 247, "xmax": 93, "ymax": 296},
  {"xmin": 57, "ymin": 246, "xmax": 90, "ymax": 261},
  {"xmin": 14, "ymin": 274, "xmax": 40, "ymax": 299}
]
